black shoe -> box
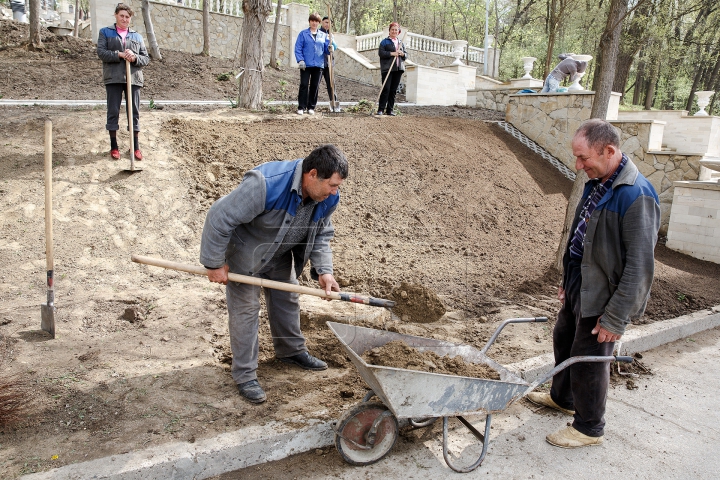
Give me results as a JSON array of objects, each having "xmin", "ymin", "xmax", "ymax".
[
  {"xmin": 278, "ymin": 351, "xmax": 328, "ymax": 371},
  {"xmin": 238, "ymin": 379, "xmax": 266, "ymax": 403},
  {"xmin": 386, "ymin": 111, "xmax": 397, "ymax": 116}
]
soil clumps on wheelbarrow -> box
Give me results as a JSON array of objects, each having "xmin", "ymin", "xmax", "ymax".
[
  {"xmin": 362, "ymin": 340, "xmax": 501, "ymax": 380},
  {"xmin": 388, "ymin": 282, "xmax": 446, "ymax": 323}
]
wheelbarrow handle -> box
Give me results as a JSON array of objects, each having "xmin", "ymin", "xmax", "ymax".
[
  {"xmin": 131, "ymin": 255, "xmax": 396, "ymax": 308},
  {"xmin": 526, "ymin": 355, "xmax": 634, "ymax": 392},
  {"xmin": 480, "ymin": 317, "xmax": 548, "ymax": 355}
]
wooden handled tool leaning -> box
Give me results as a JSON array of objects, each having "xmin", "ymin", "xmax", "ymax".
[{"xmin": 131, "ymin": 255, "xmax": 396, "ymax": 308}]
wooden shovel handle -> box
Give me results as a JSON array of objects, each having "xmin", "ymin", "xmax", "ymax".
[
  {"xmin": 131, "ymin": 255, "xmax": 396, "ymax": 308},
  {"xmin": 44, "ymin": 120, "xmax": 53, "ymax": 273}
]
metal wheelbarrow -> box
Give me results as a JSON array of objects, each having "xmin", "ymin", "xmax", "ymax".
[{"xmin": 327, "ymin": 318, "xmax": 632, "ymax": 473}]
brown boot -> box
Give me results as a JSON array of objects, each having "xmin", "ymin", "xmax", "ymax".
[
  {"xmin": 527, "ymin": 392, "xmax": 575, "ymax": 415},
  {"xmin": 546, "ymin": 426, "xmax": 604, "ymax": 448}
]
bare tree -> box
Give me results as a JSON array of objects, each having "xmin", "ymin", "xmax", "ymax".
[
  {"xmin": 141, "ymin": 0, "xmax": 163, "ymax": 60},
  {"xmin": 202, "ymin": 0, "xmax": 210, "ymax": 56},
  {"xmin": 29, "ymin": 0, "xmax": 42, "ymax": 49},
  {"xmin": 269, "ymin": 0, "xmax": 283, "ymax": 68},
  {"xmin": 238, "ymin": 0, "xmax": 273, "ymax": 109}
]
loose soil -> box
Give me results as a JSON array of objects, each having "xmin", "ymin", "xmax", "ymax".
[
  {"xmin": 0, "ymin": 21, "xmax": 719, "ymax": 478},
  {"xmin": 362, "ymin": 340, "xmax": 501, "ymax": 379}
]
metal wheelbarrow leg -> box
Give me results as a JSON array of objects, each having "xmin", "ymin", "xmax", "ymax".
[{"xmin": 442, "ymin": 414, "xmax": 493, "ymax": 473}]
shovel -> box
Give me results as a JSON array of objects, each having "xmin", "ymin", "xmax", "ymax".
[
  {"xmin": 131, "ymin": 254, "xmax": 396, "ymax": 308},
  {"xmin": 124, "ymin": 59, "xmax": 142, "ymax": 173},
  {"xmin": 41, "ymin": 119, "xmax": 56, "ymax": 338}
]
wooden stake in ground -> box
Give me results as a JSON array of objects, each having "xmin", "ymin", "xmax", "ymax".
[{"xmin": 40, "ymin": 119, "xmax": 56, "ymax": 338}]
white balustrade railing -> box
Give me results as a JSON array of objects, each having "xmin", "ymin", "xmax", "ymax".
[
  {"xmin": 405, "ymin": 32, "xmax": 453, "ymax": 55},
  {"xmin": 152, "ymin": 0, "xmax": 288, "ymax": 23},
  {"xmin": 356, "ymin": 30, "xmax": 487, "ymax": 65},
  {"xmin": 467, "ymin": 46, "xmax": 485, "ymax": 64},
  {"xmin": 355, "ymin": 31, "xmax": 384, "ymax": 51}
]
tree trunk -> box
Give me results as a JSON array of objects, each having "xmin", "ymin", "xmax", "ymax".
[
  {"xmin": 543, "ymin": 0, "xmax": 558, "ymax": 78},
  {"xmin": 644, "ymin": 59, "xmax": 659, "ymax": 110},
  {"xmin": 632, "ymin": 52, "xmax": 645, "ymax": 105},
  {"xmin": 269, "ymin": 0, "xmax": 283, "ymax": 68},
  {"xmin": 554, "ymin": 170, "xmax": 588, "ymax": 273},
  {"xmin": 590, "ymin": 0, "xmax": 627, "ymax": 119},
  {"xmin": 29, "ymin": 0, "xmax": 42, "ymax": 49},
  {"xmin": 202, "ymin": 0, "xmax": 210, "ymax": 56},
  {"xmin": 612, "ymin": 51, "xmax": 634, "ymax": 102},
  {"xmin": 73, "ymin": 0, "xmax": 80, "ymax": 37},
  {"xmin": 142, "ymin": 0, "xmax": 162, "ymax": 60},
  {"xmin": 555, "ymin": 0, "xmax": 627, "ymax": 276},
  {"xmin": 685, "ymin": 64, "xmax": 705, "ymax": 112},
  {"xmin": 238, "ymin": 0, "xmax": 272, "ymax": 109}
]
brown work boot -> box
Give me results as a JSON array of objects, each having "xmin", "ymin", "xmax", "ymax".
[
  {"xmin": 546, "ymin": 426, "xmax": 604, "ymax": 448},
  {"xmin": 527, "ymin": 392, "xmax": 575, "ymax": 415}
]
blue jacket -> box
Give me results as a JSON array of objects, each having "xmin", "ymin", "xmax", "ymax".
[
  {"xmin": 563, "ymin": 156, "xmax": 660, "ymax": 335},
  {"xmin": 294, "ymin": 28, "xmax": 330, "ymax": 68},
  {"xmin": 97, "ymin": 25, "xmax": 150, "ymax": 86},
  {"xmin": 200, "ymin": 159, "xmax": 339, "ymax": 279}
]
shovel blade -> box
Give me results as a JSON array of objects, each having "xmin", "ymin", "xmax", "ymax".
[{"xmin": 41, "ymin": 304, "xmax": 56, "ymax": 338}]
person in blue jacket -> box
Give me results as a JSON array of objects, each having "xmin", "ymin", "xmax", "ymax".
[
  {"xmin": 96, "ymin": 3, "xmax": 150, "ymax": 161},
  {"xmin": 294, "ymin": 13, "xmax": 332, "ymax": 115},
  {"xmin": 200, "ymin": 145, "xmax": 348, "ymax": 404}
]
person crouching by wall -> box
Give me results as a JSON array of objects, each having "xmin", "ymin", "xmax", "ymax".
[
  {"xmin": 376, "ymin": 22, "xmax": 407, "ymax": 117},
  {"xmin": 295, "ymin": 13, "xmax": 333, "ymax": 115},
  {"xmin": 96, "ymin": 3, "xmax": 150, "ymax": 161}
]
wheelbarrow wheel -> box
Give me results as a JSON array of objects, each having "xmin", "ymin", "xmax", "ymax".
[{"xmin": 334, "ymin": 401, "xmax": 399, "ymax": 466}]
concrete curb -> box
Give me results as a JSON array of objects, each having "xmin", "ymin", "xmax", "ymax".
[
  {"xmin": 0, "ymin": 99, "xmax": 418, "ymax": 107},
  {"xmin": 20, "ymin": 306, "xmax": 720, "ymax": 479}
]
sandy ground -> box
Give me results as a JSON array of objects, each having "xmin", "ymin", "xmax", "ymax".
[{"xmin": 1, "ymin": 20, "xmax": 720, "ymax": 479}]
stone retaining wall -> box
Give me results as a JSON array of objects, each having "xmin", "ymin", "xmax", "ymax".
[
  {"xmin": 469, "ymin": 88, "xmax": 516, "ymax": 112},
  {"xmin": 666, "ymin": 181, "xmax": 720, "ymax": 264}
]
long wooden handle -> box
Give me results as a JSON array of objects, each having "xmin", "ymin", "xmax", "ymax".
[
  {"xmin": 44, "ymin": 120, "xmax": 53, "ymax": 273},
  {"xmin": 44, "ymin": 119, "xmax": 55, "ymax": 306},
  {"xmin": 126, "ymin": 59, "xmax": 135, "ymax": 169},
  {"xmin": 326, "ymin": 4, "xmax": 335, "ymax": 109},
  {"xmin": 131, "ymin": 255, "xmax": 396, "ymax": 308}
]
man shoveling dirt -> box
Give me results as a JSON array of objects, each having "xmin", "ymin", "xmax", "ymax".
[{"xmin": 200, "ymin": 145, "xmax": 348, "ymax": 403}]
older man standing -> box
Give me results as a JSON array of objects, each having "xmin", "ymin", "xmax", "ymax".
[
  {"xmin": 200, "ymin": 145, "xmax": 348, "ymax": 404},
  {"xmin": 528, "ymin": 119, "xmax": 660, "ymax": 447}
]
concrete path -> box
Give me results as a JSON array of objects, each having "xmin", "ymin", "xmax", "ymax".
[
  {"xmin": 218, "ymin": 322, "xmax": 720, "ymax": 479},
  {"xmin": 22, "ymin": 309, "xmax": 720, "ymax": 479}
]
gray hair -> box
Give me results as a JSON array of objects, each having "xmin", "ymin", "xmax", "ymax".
[{"xmin": 575, "ymin": 119, "xmax": 620, "ymax": 154}]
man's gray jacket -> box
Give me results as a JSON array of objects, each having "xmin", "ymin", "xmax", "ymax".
[
  {"xmin": 200, "ymin": 159, "xmax": 337, "ymax": 279},
  {"xmin": 564, "ymin": 156, "xmax": 660, "ymax": 335}
]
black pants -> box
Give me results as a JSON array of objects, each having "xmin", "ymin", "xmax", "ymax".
[
  {"xmin": 550, "ymin": 257, "xmax": 614, "ymax": 437},
  {"xmin": 298, "ymin": 67, "xmax": 323, "ymax": 110},
  {"xmin": 378, "ymin": 70, "xmax": 403, "ymax": 114},
  {"xmin": 322, "ymin": 66, "xmax": 338, "ymax": 103},
  {"xmin": 105, "ymin": 83, "xmax": 140, "ymax": 132}
]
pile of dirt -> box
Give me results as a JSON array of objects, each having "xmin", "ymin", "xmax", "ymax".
[
  {"xmin": 388, "ymin": 282, "xmax": 446, "ymax": 323},
  {"xmin": 362, "ymin": 340, "xmax": 501, "ymax": 379}
]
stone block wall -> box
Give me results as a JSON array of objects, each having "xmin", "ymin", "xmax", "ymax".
[
  {"xmin": 666, "ymin": 181, "xmax": 720, "ymax": 264},
  {"xmin": 468, "ymin": 88, "xmax": 515, "ymax": 111},
  {"xmin": 405, "ymin": 64, "xmax": 469, "ymax": 106},
  {"xmin": 613, "ymin": 122, "xmax": 702, "ymax": 233},
  {"xmin": 505, "ymin": 92, "xmax": 595, "ymax": 167},
  {"xmin": 333, "ymin": 49, "xmax": 382, "ymax": 88}
]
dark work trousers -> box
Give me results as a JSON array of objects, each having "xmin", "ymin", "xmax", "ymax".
[
  {"xmin": 550, "ymin": 257, "xmax": 615, "ymax": 437},
  {"xmin": 105, "ymin": 83, "xmax": 140, "ymax": 132},
  {"xmin": 378, "ymin": 70, "xmax": 403, "ymax": 114},
  {"xmin": 298, "ymin": 67, "xmax": 323, "ymax": 110},
  {"xmin": 322, "ymin": 66, "xmax": 338, "ymax": 103}
]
